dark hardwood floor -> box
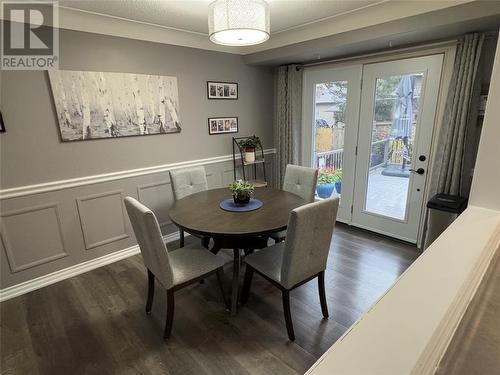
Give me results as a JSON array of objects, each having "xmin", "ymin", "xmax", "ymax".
[{"xmin": 1, "ymin": 224, "xmax": 420, "ymax": 375}]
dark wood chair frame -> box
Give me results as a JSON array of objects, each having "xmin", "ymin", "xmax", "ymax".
[
  {"xmin": 146, "ymin": 266, "xmax": 229, "ymax": 340},
  {"xmin": 241, "ymin": 266, "xmax": 328, "ymax": 341},
  {"xmin": 179, "ymin": 228, "xmax": 210, "ymax": 249}
]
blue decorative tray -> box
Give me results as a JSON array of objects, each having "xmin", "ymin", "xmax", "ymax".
[{"xmin": 219, "ymin": 198, "xmax": 263, "ymax": 212}]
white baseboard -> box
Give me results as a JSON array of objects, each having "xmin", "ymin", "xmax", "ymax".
[{"xmin": 0, "ymin": 232, "xmax": 180, "ymax": 302}]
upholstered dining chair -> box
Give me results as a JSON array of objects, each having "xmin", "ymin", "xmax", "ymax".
[
  {"xmin": 270, "ymin": 164, "xmax": 318, "ymax": 243},
  {"xmin": 241, "ymin": 197, "xmax": 339, "ymax": 341},
  {"xmin": 124, "ymin": 197, "xmax": 228, "ymax": 341},
  {"xmin": 169, "ymin": 166, "xmax": 209, "ymax": 247}
]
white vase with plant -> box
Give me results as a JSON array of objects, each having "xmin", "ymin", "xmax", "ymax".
[{"xmin": 239, "ymin": 136, "xmax": 260, "ymax": 163}]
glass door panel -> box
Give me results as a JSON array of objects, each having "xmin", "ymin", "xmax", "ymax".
[
  {"xmin": 364, "ymin": 73, "xmax": 423, "ymax": 221},
  {"xmin": 313, "ymin": 81, "xmax": 348, "ymax": 199},
  {"xmin": 352, "ymin": 55, "xmax": 443, "ymax": 243},
  {"xmin": 302, "ymin": 65, "xmax": 362, "ymax": 223}
]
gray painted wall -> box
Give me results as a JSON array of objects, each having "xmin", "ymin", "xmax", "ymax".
[
  {"xmin": 0, "ymin": 29, "xmax": 274, "ymax": 290},
  {"xmin": 0, "ymin": 28, "xmax": 273, "ymax": 188}
]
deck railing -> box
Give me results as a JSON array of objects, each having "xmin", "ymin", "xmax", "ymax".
[
  {"xmin": 316, "ymin": 148, "xmax": 344, "ymax": 170},
  {"xmin": 315, "ymin": 138, "xmax": 413, "ymax": 170}
]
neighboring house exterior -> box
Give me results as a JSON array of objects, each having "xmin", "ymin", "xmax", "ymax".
[{"xmin": 315, "ymin": 83, "xmax": 346, "ymax": 152}]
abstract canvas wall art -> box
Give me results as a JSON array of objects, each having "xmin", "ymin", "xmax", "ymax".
[{"xmin": 48, "ymin": 70, "xmax": 181, "ymax": 141}]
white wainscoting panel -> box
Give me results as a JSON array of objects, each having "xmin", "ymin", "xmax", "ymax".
[
  {"xmin": 0, "ymin": 151, "xmax": 275, "ymax": 294},
  {"xmin": 0, "ymin": 203, "xmax": 68, "ymax": 272},
  {"xmin": 137, "ymin": 180, "xmax": 173, "ymax": 228},
  {"xmin": 76, "ymin": 190, "xmax": 129, "ymax": 250}
]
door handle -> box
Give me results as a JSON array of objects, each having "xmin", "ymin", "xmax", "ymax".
[{"xmin": 410, "ymin": 168, "xmax": 425, "ymax": 175}]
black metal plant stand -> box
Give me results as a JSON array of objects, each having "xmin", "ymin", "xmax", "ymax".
[{"xmin": 232, "ymin": 136, "xmax": 267, "ymax": 187}]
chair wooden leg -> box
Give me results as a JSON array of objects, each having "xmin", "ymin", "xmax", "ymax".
[
  {"xmin": 179, "ymin": 229, "xmax": 185, "ymax": 248},
  {"xmin": 318, "ymin": 271, "xmax": 329, "ymax": 318},
  {"xmin": 216, "ymin": 268, "xmax": 230, "ymax": 310},
  {"xmin": 146, "ymin": 269, "xmax": 155, "ymax": 315},
  {"xmin": 241, "ymin": 265, "xmax": 254, "ymax": 304},
  {"xmin": 163, "ymin": 289, "xmax": 175, "ymax": 340},
  {"xmin": 282, "ymin": 290, "xmax": 295, "ymax": 341}
]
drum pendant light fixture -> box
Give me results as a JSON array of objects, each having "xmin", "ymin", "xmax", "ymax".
[{"xmin": 208, "ymin": 0, "xmax": 270, "ymax": 46}]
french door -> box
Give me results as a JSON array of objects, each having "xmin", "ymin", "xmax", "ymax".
[
  {"xmin": 303, "ymin": 55, "xmax": 444, "ymax": 243},
  {"xmin": 302, "ymin": 65, "xmax": 362, "ymax": 222}
]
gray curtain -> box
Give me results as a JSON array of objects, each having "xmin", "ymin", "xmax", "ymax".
[
  {"xmin": 436, "ymin": 33, "xmax": 485, "ymax": 195},
  {"xmin": 424, "ymin": 33, "xmax": 485, "ymax": 248},
  {"xmin": 274, "ymin": 64, "xmax": 303, "ymax": 187}
]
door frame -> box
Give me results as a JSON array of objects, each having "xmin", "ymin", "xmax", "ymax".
[
  {"xmin": 301, "ymin": 44, "xmax": 457, "ymax": 246},
  {"xmin": 351, "ymin": 54, "xmax": 444, "ymax": 243}
]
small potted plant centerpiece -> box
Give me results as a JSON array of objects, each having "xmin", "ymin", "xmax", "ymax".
[
  {"xmin": 316, "ymin": 168, "xmax": 338, "ymax": 198},
  {"xmin": 334, "ymin": 169, "xmax": 342, "ymax": 194},
  {"xmin": 239, "ymin": 136, "xmax": 260, "ymax": 163},
  {"xmin": 229, "ymin": 179, "xmax": 255, "ymax": 205}
]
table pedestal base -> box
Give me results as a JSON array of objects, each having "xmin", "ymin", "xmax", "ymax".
[{"xmin": 211, "ymin": 236, "xmax": 269, "ymax": 315}]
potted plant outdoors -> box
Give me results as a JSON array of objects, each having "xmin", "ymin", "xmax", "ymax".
[
  {"xmin": 334, "ymin": 169, "xmax": 342, "ymax": 194},
  {"xmin": 316, "ymin": 168, "xmax": 338, "ymax": 198},
  {"xmin": 239, "ymin": 136, "xmax": 260, "ymax": 163},
  {"xmin": 229, "ymin": 179, "xmax": 255, "ymax": 205}
]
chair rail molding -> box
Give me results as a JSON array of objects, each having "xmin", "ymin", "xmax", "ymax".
[{"xmin": 0, "ymin": 149, "xmax": 276, "ymax": 200}]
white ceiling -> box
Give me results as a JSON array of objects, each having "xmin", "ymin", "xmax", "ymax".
[
  {"xmin": 59, "ymin": 0, "xmax": 385, "ymax": 35},
  {"xmin": 52, "ymin": 0, "xmax": 491, "ymax": 57}
]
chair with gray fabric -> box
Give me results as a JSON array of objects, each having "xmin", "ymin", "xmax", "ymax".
[
  {"xmin": 124, "ymin": 196, "xmax": 228, "ymax": 341},
  {"xmin": 169, "ymin": 166, "xmax": 209, "ymax": 247},
  {"xmin": 241, "ymin": 197, "xmax": 339, "ymax": 341},
  {"xmin": 269, "ymin": 164, "xmax": 318, "ymax": 242}
]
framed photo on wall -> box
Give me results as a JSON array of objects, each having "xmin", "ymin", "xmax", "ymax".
[
  {"xmin": 208, "ymin": 117, "xmax": 238, "ymax": 135},
  {"xmin": 207, "ymin": 81, "xmax": 238, "ymax": 99}
]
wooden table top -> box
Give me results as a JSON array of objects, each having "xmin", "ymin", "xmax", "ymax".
[{"xmin": 169, "ymin": 187, "xmax": 305, "ymax": 238}]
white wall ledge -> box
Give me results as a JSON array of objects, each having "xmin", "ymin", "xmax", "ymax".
[
  {"xmin": 0, "ymin": 149, "xmax": 276, "ymax": 200},
  {"xmin": 306, "ymin": 206, "xmax": 500, "ymax": 375}
]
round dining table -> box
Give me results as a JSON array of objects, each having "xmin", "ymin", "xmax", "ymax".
[{"xmin": 169, "ymin": 187, "xmax": 306, "ymax": 315}]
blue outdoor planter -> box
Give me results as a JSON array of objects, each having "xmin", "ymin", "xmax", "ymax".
[
  {"xmin": 335, "ymin": 181, "xmax": 342, "ymax": 194},
  {"xmin": 317, "ymin": 183, "xmax": 335, "ymax": 198}
]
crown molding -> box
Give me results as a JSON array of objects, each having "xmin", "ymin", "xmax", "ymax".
[
  {"xmin": 243, "ymin": 0, "xmax": 475, "ymax": 54},
  {"xmin": 33, "ymin": 1, "xmax": 476, "ymax": 56},
  {"xmin": 57, "ymin": 6, "xmax": 248, "ymax": 55}
]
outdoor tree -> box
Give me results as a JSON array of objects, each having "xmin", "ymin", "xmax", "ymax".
[
  {"xmin": 374, "ymin": 76, "xmax": 401, "ymax": 122},
  {"xmin": 324, "ymin": 81, "xmax": 347, "ymax": 125}
]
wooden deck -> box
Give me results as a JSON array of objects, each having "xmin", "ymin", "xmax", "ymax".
[{"xmin": 1, "ymin": 224, "xmax": 420, "ymax": 375}]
